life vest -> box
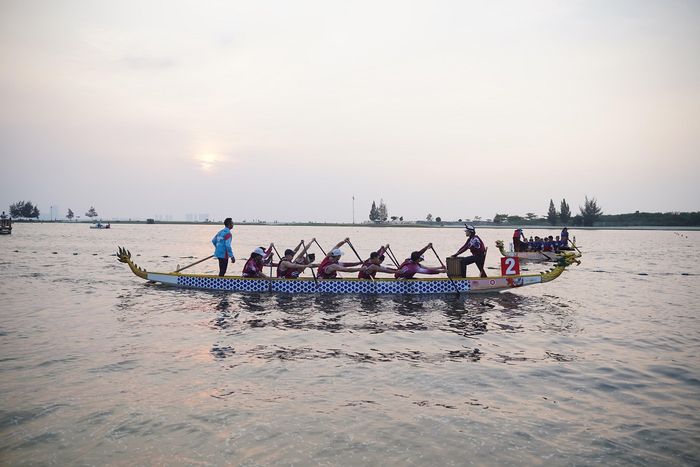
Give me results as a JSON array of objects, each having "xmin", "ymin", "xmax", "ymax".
[
  {"xmin": 467, "ymin": 235, "xmax": 486, "ymax": 255},
  {"xmin": 277, "ymin": 260, "xmax": 298, "ymax": 278},
  {"xmin": 317, "ymin": 257, "xmax": 337, "ymax": 279},
  {"xmin": 395, "ymin": 260, "xmax": 420, "ymax": 279},
  {"xmin": 242, "ymin": 257, "xmax": 263, "ymax": 277},
  {"xmin": 513, "ymin": 229, "xmax": 521, "ymax": 239},
  {"xmin": 358, "ymin": 259, "xmax": 374, "ymax": 279}
]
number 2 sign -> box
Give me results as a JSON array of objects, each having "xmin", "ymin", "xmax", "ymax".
[{"xmin": 501, "ymin": 256, "xmax": 520, "ymax": 276}]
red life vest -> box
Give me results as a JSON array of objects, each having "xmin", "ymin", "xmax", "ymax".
[
  {"xmin": 242, "ymin": 257, "xmax": 262, "ymax": 277},
  {"xmin": 513, "ymin": 229, "xmax": 520, "ymax": 239},
  {"xmin": 317, "ymin": 257, "xmax": 337, "ymax": 279},
  {"xmin": 395, "ymin": 260, "xmax": 420, "ymax": 279},
  {"xmin": 277, "ymin": 260, "xmax": 297, "ymax": 278},
  {"xmin": 358, "ymin": 259, "xmax": 374, "ymax": 279}
]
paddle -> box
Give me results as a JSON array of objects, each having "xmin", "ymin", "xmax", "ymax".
[
  {"xmin": 386, "ymin": 246, "xmax": 401, "ymax": 268},
  {"xmin": 174, "ymin": 255, "xmax": 214, "ymax": 273},
  {"xmin": 347, "ymin": 239, "xmax": 373, "ymax": 281},
  {"xmin": 430, "ymin": 245, "xmax": 460, "ymax": 295},
  {"xmin": 300, "ymin": 240, "xmax": 319, "ymax": 286}
]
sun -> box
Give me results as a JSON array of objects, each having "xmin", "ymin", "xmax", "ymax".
[{"xmin": 195, "ymin": 153, "xmax": 222, "ymax": 172}]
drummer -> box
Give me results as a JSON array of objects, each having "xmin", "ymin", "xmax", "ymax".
[{"xmin": 451, "ymin": 225, "xmax": 488, "ymax": 278}]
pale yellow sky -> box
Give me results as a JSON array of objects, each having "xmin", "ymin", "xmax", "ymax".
[{"xmin": 1, "ymin": 0, "xmax": 698, "ymax": 221}]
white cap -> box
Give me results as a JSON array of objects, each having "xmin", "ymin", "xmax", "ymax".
[
  {"xmin": 252, "ymin": 247, "xmax": 266, "ymax": 256},
  {"xmin": 330, "ymin": 248, "xmax": 343, "ymax": 257},
  {"xmin": 465, "ymin": 224, "xmax": 475, "ymax": 232}
]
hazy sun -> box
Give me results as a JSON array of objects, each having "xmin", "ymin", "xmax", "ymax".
[{"xmin": 195, "ymin": 153, "xmax": 222, "ymax": 172}]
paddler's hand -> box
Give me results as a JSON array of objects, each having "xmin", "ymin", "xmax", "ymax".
[{"xmin": 230, "ymin": 257, "xmax": 236, "ymax": 264}]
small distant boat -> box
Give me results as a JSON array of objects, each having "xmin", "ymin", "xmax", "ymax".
[
  {"xmin": 90, "ymin": 223, "xmax": 111, "ymax": 229},
  {"xmin": 117, "ymin": 246, "xmax": 580, "ymax": 295},
  {"xmin": 495, "ymin": 240, "xmax": 580, "ymax": 262},
  {"xmin": 0, "ymin": 217, "xmax": 11, "ymax": 235}
]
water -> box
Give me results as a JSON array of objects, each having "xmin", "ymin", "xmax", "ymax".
[{"xmin": 1, "ymin": 224, "xmax": 699, "ymax": 465}]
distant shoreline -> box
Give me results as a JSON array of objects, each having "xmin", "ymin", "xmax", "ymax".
[{"xmin": 9, "ymin": 219, "xmax": 700, "ymax": 231}]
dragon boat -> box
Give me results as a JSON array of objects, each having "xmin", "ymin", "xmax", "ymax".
[
  {"xmin": 495, "ymin": 240, "xmax": 581, "ymax": 263},
  {"xmin": 117, "ymin": 246, "xmax": 580, "ymax": 295}
]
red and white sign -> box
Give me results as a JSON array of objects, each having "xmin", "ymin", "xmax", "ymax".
[{"xmin": 500, "ymin": 256, "xmax": 520, "ymax": 276}]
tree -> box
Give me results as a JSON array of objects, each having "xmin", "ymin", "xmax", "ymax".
[
  {"xmin": 560, "ymin": 199, "xmax": 571, "ymax": 224},
  {"xmin": 474, "ymin": 216, "xmax": 482, "ymax": 222},
  {"xmin": 369, "ymin": 201, "xmax": 379, "ymax": 222},
  {"xmin": 426, "ymin": 213, "xmax": 433, "ymax": 222},
  {"xmin": 66, "ymin": 209, "xmax": 74, "ymax": 221},
  {"xmin": 435, "ymin": 216, "xmax": 442, "ymax": 223},
  {"xmin": 525, "ymin": 212, "xmax": 537, "ymax": 221},
  {"xmin": 85, "ymin": 206, "xmax": 99, "ymax": 219},
  {"xmin": 378, "ymin": 199, "xmax": 388, "ymax": 222},
  {"xmin": 399, "ymin": 216, "xmax": 403, "ymax": 222},
  {"xmin": 547, "ymin": 199, "xmax": 558, "ymax": 225},
  {"xmin": 493, "ymin": 213, "xmax": 508, "ymax": 224},
  {"xmin": 390, "ymin": 216, "xmax": 398, "ymax": 222},
  {"xmin": 580, "ymin": 196, "xmax": 603, "ymax": 226},
  {"xmin": 9, "ymin": 200, "xmax": 39, "ymax": 219}
]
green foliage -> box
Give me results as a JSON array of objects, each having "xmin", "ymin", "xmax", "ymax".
[
  {"xmin": 66, "ymin": 208, "xmax": 74, "ymax": 221},
  {"xmin": 560, "ymin": 199, "xmax": 571, "ymax": 224},
  {"xmin": 378, "ymin": 199, "xmax": 388, "ymax": 222},
  {"xmin": 547, "ymin": 199, "xmax": 558, "ymax": 225},
  {"xmin": 85, "ymin": 206, "xmax": 99, "ymax": 218},
  {"xmin": 369, "ymin": 201, "xmax": 378, "ymax": 222},
  {"xmin": 9, "ymin": 200, "xmax": 40, "ymax": 219},
  {"xmin": 435, "ymin": 216, "xmax": 442, "ymax": 223},
  {"xmin": 580, "ymin": 196, "xmax": 603, "ymax": 226},
  {"xmin": 493, "ymin": 213, "xmax": 508, "ymax": 224},
  {"xmin": 426, "ymin": 213, "xmax": 433, "ymax": 222}
]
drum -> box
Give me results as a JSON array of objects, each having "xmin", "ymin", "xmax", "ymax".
[{"xmin": 446, "ymin": 256, "xmax": 467, "ymax": 278}]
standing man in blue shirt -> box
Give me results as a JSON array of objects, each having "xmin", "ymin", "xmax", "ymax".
[{"xmin": 212, "ymin": 218, "xmax": 235, "ymax": 276}]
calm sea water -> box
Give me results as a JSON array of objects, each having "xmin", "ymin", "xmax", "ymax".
[{"xmin": 1, "ymin": 224, "xmax": 699, "ymax": 465}]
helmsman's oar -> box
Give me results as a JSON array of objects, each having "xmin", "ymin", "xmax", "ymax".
[
  {"xmin": 430, "ymin": 246, "xmax": 460, "ymax": 295},
  {"xmin": 174, "ymin": 255, "xmax": 214, "ymax": 273}
]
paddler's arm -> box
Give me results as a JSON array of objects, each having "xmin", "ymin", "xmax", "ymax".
[
  {"xmin": 324, "ymin": 238, "xmax": 350, "ymax": 259},
  {"xmin": 294, "ymin": 238, "xmax": 315, "ymax": 262}
]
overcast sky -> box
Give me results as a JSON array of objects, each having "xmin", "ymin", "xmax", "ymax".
[{"xmin": 1, "ymin": 0, "xmax": 698, "ymax": 222}]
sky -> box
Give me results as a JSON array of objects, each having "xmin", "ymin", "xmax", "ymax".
[{"xmin": 1, "ymin": 0, "xmax": 699, "ymax": 222}]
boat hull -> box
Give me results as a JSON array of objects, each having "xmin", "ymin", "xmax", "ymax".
[
  {"xmin": 117, "ymin": 246, "xmax": 577, "ymax": 296},
  {"xmin": 146, "ymin": 272, "xmax": 543, "ymax": 294}
]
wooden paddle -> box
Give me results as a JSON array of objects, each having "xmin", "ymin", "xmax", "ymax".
[
  {"xmin": 347, "ymin": 239, "xmax": 373, "ymax": 281},
  {"xmin": 174, "ymin": 255, "xmax": 213, "ymax": 273}
]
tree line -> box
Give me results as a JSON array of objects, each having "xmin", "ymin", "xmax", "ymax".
[{"xmin": 7, "ymin": 200, "xmax": 101, "ymax": 221}]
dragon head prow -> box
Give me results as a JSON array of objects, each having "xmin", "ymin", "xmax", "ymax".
[{"xmin": 116, "ymin": 246, "xmax": 148, "ymax": 279}]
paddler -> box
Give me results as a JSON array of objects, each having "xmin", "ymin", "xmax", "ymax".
[
  {"xmin": 242, "ymin": 245, "xmax": 274, "ymax": 278},
  {"xmin": 394, "ymin": 243, "xmax": 445, "ymax": 279},
  {"xmin": 316, "ymin": 238, "xmax": 365, "ymax": 279},
  {"xmin": 358, "ymin": 245, "xmax": 398, "ymax": 279},
  {"xmin": 277, "ymin": 240, "xmax": 317, "ymax": 278},
  {"xmin": 451, "ymin": 225, "xmax": 488, "ymax": 278},
  {"xmin": 212, "ymin": 217, "xmax": 235, "ymax": 276},
  {"xmin": 512, "ymin": 228, "xmax": 527, "ymax": 252}
]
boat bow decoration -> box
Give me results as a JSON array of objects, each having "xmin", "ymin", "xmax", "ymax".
[{"xmin": 117, "ymin": 246, "xmax": 580, "ymax": 295}]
